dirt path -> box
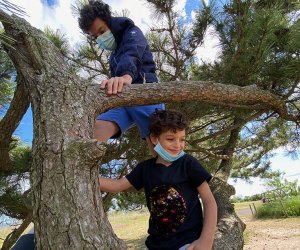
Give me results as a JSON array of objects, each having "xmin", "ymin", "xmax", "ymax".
[{"xmin": 241, "ymin": 216, "xmax": 300, "ymax": 250}]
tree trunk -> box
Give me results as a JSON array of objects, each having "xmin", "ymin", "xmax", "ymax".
[
  {"xmin": 0, "ymin": 11, "xmax": 297, "ymax": 250},
  {"xmin": 211, "ymin": 177, "xmax": 245, "ymax": 250},
  {"xmin": 1, "ymin": 13, "xmax": 125, "ymax": 249},
  {"xmin": 215, "ymin": 117, "xmax": 243, "ymax": 182},
  {"xmin": 212, "ymin": 117, "xmax": 246, "ymax": 249}
]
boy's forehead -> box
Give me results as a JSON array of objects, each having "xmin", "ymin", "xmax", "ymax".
[
  {"xmin": 163, "ymin": 129, "xmax": 186, "ymax": 136},
  {"xmin": 88, "ymin": 17, "xmax": 108, "ymax": 35}
]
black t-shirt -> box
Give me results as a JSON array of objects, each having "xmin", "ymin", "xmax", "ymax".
[{"xmin": 126, "ymin": 154, "xmax": 212, "ymax": 250}]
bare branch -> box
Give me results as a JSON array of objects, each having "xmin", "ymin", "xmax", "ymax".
[{"xmin": 0, "ymin": 77, "xmax": 29, "ymax": 172}]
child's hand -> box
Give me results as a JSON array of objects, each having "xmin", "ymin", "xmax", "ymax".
[
  {"xmin": 186, "ymin": 238, "xmax": 213, "ymax": 250},
  {"xmin": 100, "ymin": 74, "xmax": 132, "ymax": 95}
]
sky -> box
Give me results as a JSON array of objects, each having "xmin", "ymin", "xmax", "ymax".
[{"xmin": 3, "ymin": 0, "xmax": 299, "ymax": 197}]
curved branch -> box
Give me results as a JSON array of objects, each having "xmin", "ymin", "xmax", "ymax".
[
  {"xmin": 92, "ymin": 82, "xmax": 299, "ymax": 124},
  {"xmin": 0, "ymin": 77, "xmax": 29, "ymax": 171}
]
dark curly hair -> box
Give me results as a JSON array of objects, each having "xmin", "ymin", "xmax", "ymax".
[
  {"xmin": 149, "ymin": 109, "xmax": 189, "ymax": 137},
  {"xmin": 78, "ymin": 0, "xmax": 112, "ymax": 33}
]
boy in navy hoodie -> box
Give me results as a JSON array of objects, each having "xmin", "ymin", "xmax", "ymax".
[{"xmin": 78, "ymin": 0, "xmax": 164, "ymax": 153}]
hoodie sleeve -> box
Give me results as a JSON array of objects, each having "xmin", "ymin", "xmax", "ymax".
[{"xmin": 114, "ymin": 26, "xmax": 148, "ymax": 81}]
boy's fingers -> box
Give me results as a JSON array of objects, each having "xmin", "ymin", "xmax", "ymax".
[
  {"xmin": 117, "ymin": 81, "xmax": 124, "ymax": 92},
  {"xmin": 106, "ymin": 80, "xmax": 113, "ymax": 94},
  {"xmin": 112, "ymin": 78, "xmax": 119, "ymax": 94},
  {"xmin": 101, "ymin": 77, "xmax": 128, "ymax": 94},
  {"xmin": 100, "ymin": 80, "xmax": 107, "ymax": 89}
]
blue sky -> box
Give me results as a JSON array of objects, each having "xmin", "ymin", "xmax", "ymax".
[
  {"xmin": 3, "ymin": 0, "xmax": 299, "ymax": 197},
  {"xmin": 41, "ymin": 0, "xmax": 58, "ymax": 7}
]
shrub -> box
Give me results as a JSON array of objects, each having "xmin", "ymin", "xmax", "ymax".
[{"xmin": 256, "ymin": 195, "xmax": 300, "ymax": 218}]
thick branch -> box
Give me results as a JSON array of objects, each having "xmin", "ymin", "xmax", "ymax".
[
  {"xmin": 92, "ymin": 82, "xmax": 299, "ymax": 124},
  {"xmin": 0, "ymin": 78, "xmax": 29, "ymax": 171}
]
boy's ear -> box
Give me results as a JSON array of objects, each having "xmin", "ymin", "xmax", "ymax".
[{"xmin": 149, "ymin": 133, "xmax": 158, "ymax": 145}]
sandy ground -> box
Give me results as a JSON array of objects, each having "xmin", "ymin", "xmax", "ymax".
[{"xmin": 236, "ymin": 208, "xmax": 300, "ymax": 250}]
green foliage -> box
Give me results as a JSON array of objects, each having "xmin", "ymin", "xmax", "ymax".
[
  {"xmin": 230, "ymin": 193, "xmax": 263, "ymax": 203},
  {"xmin": 256, "ymin": 195, "xmax": 300, "ymax": 218},
  {"xmin": 44, "ymin": 26, "xmax": 70, "ymax": 56},
  {"xmin": 112, "ymin": 191, "xmax": 146, "ymax": 211},
  {"xmin": 0, "ymin": 139, "xmax": 32, "ymax": 220},
  {"xmin": 190, "ymin": 0, "xmax": 300, "ymax": 180},
  {"xmin": 264, "ymin": 173, "xmax": 299, "ymax": 199}
]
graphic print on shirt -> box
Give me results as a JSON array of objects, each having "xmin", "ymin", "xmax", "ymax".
[{"xmin": 149, "ymin": 185, "xmax": 187, "ymax": 235}]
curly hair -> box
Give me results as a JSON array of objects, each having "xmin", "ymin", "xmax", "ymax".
[
  {"xmin": 149, "ymin": 109, "xmax": 189, "ymax": 137},
  {"xmin": 78, "ymin": 0, "xmax": 112, "ymax": 33}
]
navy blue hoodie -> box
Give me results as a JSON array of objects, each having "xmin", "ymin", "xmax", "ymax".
[{"xmin": 109, "ymin": 17, "xmax": 158, "ymax": 84}]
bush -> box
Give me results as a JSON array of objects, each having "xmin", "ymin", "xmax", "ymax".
[{"xmin": 256, "ymin": 195, "xmax": 300, "ymax": 218}]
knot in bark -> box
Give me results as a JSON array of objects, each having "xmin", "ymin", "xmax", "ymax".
[{"xmin": 64, "ymin": 139, "xmax": 107, "ymax": 166}]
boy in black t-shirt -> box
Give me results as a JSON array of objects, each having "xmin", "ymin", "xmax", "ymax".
[{"xmin": 99, "ymin": 110, "xmax": 217, "ymax": 250}]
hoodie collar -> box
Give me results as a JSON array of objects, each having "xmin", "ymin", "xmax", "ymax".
[{"xmin": 110, "ymin": 17, "xmax": 135, "ymax": 46}]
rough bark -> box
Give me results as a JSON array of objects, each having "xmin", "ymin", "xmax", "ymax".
[
  {"xmin": 1, "ymin": 12, "xmax": 125, "ymax": 249},
  {"xmin": 0, "ymin": 11, "xmax": 298, "ymax": 250},
  {"xmin": 211, "ymin": 177, "xmax": 245, "ymax": 250}
]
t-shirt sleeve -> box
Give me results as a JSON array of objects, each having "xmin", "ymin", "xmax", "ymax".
[
  {"xmin": 126, "ymin": 163, "xmax": 144, "ymax": 191},
  {"xmin": 187, "ymin": 156, "xmax": 212, "ymax": 188}
]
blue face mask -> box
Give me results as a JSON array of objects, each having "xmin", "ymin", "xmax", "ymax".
[
  {"xmin": 96, "ymin": 31, "xmax": 117, "ymax": 51},
  {"xmin": 154, "ymin": 142, "xmax": 185, "ymax": 162}
]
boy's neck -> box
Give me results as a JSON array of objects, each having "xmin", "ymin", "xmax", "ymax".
[{"xmin": 155, "ymin": 156, "xmax": 172, "ymax": 167}]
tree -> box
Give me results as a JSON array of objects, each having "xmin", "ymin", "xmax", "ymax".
[
  {"xmin": 0, "ymin": 1, "xmax": 299, "ymax": 249},
  {"xmin": 264, "ymin": 173, "xmax": 299, "ymax": 200}
]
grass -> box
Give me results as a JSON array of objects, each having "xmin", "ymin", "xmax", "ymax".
[
  {"xmin": 108, "ymin": 210, "xmax": 149, "ymax": 249},
  {"xmin": 1, "ymin": 200, "xmax": 299, "ymax": 249},
  {"xmin": 233, "ymin": 200, "xmax": 262, "ymax": 211},
  {"xmin": 0, "ymin": 226, "xmax": 13, "ymax": 247}
]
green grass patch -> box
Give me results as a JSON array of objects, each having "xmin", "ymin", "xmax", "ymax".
[
  {"xmin": 108, "ymin": 210, "xmax": 149, "ymax": 250},
  {"xmin": 256, "ymin": 195, "xmax": 300, "ymax": 218}
]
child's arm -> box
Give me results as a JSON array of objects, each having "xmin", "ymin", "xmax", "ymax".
[
  {"xmin": 99, "ymin": 176, "xmax": 132, "ymax": 193},
  {"xmin": 187, "ymin": 181, "xmax": 217, "ymax": 250}
]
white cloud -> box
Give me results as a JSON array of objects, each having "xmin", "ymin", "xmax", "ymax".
[
  {"xmin": 196, "ymin": 25, "xmax": 221, "ymax": 64},
  {"xmin": 8, "ymin": 0, "xmax": 83, "ymax": 47},
  {"xmin": 8, "ymin": 0, "xmax": 158, "ymax": 46},
  {"xmin": 104, "ymin": 0, "xmax": 153, "ymax": 33},
  {"xmin": 230, "ymin": 148, "xmax": 300, "ymax": 197},
  {"xmin": 174, "ymin": 0, "xmax": 188, "ymax": 20},
  {"xmin": 229, "ymin": 177, "xmax": 265, "ymax": 197}
]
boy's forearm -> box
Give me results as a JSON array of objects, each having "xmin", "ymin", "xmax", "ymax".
[
  {"xmin": 99, "ymin": 176, "xmax": 132, "ymax": 193},
  {"xmin": 200, "ymin": 198, "xmax": 217, "ymax": 246},
  {"xmin": 99, "ymin": 177, "xmax": 120, "ymax": 193}
]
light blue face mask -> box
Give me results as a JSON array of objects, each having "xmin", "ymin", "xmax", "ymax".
[
  {"xmin": 154, "ymin": 142, "xmax": 185, "ymax": 162},
  {"xmin": 96, "ymin": 31, "xmax": 117, "ymax": 51}
]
